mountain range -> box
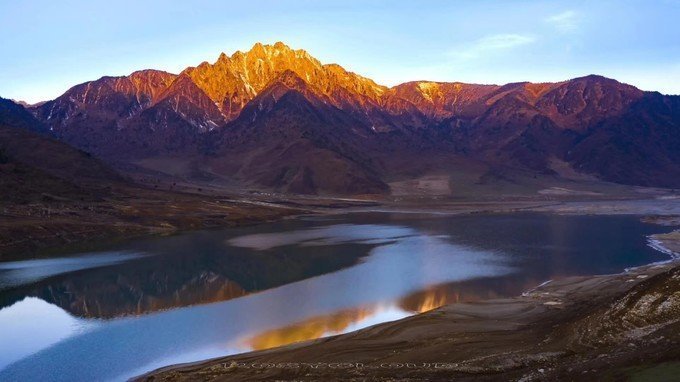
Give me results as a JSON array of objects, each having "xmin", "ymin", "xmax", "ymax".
[{"xmin": 6, "ymin": 42, "xmax": 680, "ymax": 195}]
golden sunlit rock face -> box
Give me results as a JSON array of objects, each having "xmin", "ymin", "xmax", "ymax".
[
  {"xmin": 184, "ymin": 42, "xmax": 386, "ymax": 121},
  {"xmin": 183, "ymin": 41, "xmax": 544, "ymax": 124}
]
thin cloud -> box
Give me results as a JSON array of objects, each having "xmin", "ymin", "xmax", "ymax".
[
  {"xmin": 546, "ymin": 10, "xmax": 579, "ymax": 33},
  {"xmin": 452, "ymin": 34, "xmax": 536, "ymax": 60}
]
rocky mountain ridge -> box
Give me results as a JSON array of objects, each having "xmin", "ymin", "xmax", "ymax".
[{"xmin": 20, "ymin": 42, "xmax": 680, "ymax": 193}]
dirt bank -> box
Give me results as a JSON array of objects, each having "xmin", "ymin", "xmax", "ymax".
[{"xmin": 0, "ymin": 187, "xmax": 304, "ymax": 261}]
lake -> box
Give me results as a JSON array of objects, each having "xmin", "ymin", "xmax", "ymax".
[{"xmin": 0, "ymin": 213, "xmax": 672, "ymax": 381}]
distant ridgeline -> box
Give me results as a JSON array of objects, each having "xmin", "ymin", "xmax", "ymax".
[{"xmin": 4, "ymin": 42, "xmax": 680, "ymax": 194}]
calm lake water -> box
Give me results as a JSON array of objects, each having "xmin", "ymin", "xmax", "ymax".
[{"xmin": 0, "ymin": 213, "xmax": 672, "ymax": 381}]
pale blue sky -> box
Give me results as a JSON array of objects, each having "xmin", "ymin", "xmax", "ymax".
[{"xmin": 1, "ymin": 0, "xmax": 679, "ymax": 103}]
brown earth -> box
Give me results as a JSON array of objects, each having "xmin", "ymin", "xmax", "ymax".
[{"xmin": 0, "ymin": 187, "xmax": 295, "ymax": 261}]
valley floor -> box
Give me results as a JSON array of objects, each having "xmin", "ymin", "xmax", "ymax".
[
  {"xmin": 2, "ymin": 184, "xmax": 678, "ymax": 261},
  {"xmin": 138, "ymin": 232, "xmax": 680, "ymax": 382}
]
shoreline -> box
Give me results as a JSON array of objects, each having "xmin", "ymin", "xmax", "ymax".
[
  {"xmin": 3, "ymin": 195, "xmax": 678, "ymax": 262},
  {"xmin": 137, "ymin": 220, "xmax": 680, "ymax": 382},
  {"xmin": 646, "ymin": 237, "xmax": 680, "ymax": 260}
]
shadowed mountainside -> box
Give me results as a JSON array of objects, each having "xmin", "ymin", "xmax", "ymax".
[
  {"xmin": 0, "ymin": 98, "xmax": 123, "ymax": 202},
  {"xmin": 0, "ymin": 98, "xmax": 300, "ymax": 259}
]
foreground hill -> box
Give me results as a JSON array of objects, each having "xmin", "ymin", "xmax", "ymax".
[
  {"xmin": 29, "ymin": 42, "xmax": 680, "ymax": 193},
  {"xmin": 0, "ymin": 98, "xmax": 123, "ymax": 202}
]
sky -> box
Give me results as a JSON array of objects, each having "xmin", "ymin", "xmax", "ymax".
[{"xmin": 1, "ymin": 0, "xmax": 679, "ymax": 103}]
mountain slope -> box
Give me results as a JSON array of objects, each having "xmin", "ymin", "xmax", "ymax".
[
  {"xmin": 207, "ymin": 71, "xmax": 388, "ymax": 194},
  {"xmin": 0, "ymin": 98, "xmax": 49, "ymax": 134},
  {"xmin": 27, "ymin": 42, "xmax": 680, "ymax": 193},
  {"xmin": 0, "ymin": 99, "xmax": 123, "ymax": 202},
  {"xmin": 566, "ymin": 92, "xmax": 680, "ymax": 187},
  {"xmin": 183, "ymin": 42, "xmax": 387, "ymax": 121}
]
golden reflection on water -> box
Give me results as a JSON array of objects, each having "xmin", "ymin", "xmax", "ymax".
[
  {"xmin": 245, "ymin": 306, "xmax": 377, "ymax": 350},
  {"xmin": 243, "ymin": 286, "xmax": 458, "ymax": 351},
  {"xmin": 241, "ymin": 277, "xmax": 556, "ymax": 351},
  {"xmin": 400, "ymin": 287, "xmax": 451, "ymax": 313}
]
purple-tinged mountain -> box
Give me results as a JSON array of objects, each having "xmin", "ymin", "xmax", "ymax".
[{"xmin": 27, "ymin": 42, "xmax": 680, "ymax": 193}]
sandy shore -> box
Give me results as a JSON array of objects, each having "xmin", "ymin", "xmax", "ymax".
[{"xmin": 137, "ymin": 226, "xmax": 680, "ymax": 382}]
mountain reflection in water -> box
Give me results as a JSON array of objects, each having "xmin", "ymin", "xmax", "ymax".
[
  {"xmin": 1, "ymin": 224, "xmax": 415, "ymax": 318},
  {"xmin": 242, "ymin": 286, "xmax": 456, "ymax": 352}
]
